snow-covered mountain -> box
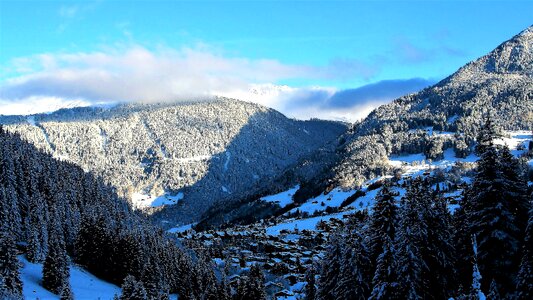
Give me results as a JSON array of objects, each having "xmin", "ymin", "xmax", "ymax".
[
  {"xmin": 331, "ymin": 25, "xmax": 533, "ymax": 188},
  {"xmin": 0, "ymin": 98, "xmax": 347, "ymax": 223},
  {"xmin": 195, "ymin": 26, "xmax": 533, "ymax": 229}
]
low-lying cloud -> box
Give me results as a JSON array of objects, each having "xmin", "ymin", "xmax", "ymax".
[{"xmin": 0, "ymin": 45, "xmax": 433, "ymax": 121}]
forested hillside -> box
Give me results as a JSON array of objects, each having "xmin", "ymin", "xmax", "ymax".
[
  {"xmin": 194, "ymin": 26, "xmax": 533, "ymax": 230},
  {"xmin": 0, "ymin": 98, "xmax": 347, "ymax": 223},
  {"xmin": 315, "ymin": 123, "xmax": 533, "ymax": 299},
  {"xmin": 333, "ymin": 26, "xmax": 532, "ymax": 188},
  {"xmin": 0, "ymin": 127, "xmax": 240, "ymax": 299}
]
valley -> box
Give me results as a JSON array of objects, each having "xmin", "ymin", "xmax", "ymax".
[{"xmin": 0, "ymin": 18, "xmax": 532, "ymax": 300}]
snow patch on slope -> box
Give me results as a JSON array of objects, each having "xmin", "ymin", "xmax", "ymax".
[
  {"xmin": 261, "ymin": 185, "xmax": 299, "ymax": 208},
  {"xmin": 131, "ymin": 192, "xmax": 184, "ymax": 209},
  {"xmin": 20, "ymin": 256, "xmax": 120, "ymax": 300}
]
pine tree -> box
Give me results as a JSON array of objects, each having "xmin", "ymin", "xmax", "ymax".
[
  {"xmin": 393, "ymin": 178, "xmax": 428, "ymax": 299},
  {"xmin": 466, "ymin": 141, "xmax": 525, "ymax": 294},
  {"xmin": 317, "ymin": 233, "xmax": 343, "ymax": 300},
  {"xmin": 142, "ymin": 257, "xmax": 164, "ymax": 300},
  {"xmin": 487, "ymin": 279, "xmax": 500, "ymax": 300},
  {"xmin": 334, "ymin": 231, "xmax": 371, "ymax": 300},
  {"xmin": 454, "ymin": 195, "xmax": 475, "ymax": 292},
  {"xmin": 304, "ymin": 267, "xmax": 317, "ymax": 300},
  {"xmin": 42, "ymin": 213, "xmax": 70, "ymax": 295},
  {"xmin": 26, "ymin": 188, "xmax": 49, "ymax": 263},
  {"xmin": 475, "ymin": 116, "xmax": 497, "ymax": 156},
  {"xmin": 59, "ymin": 283, "xmax": 74, "ymax": 300},
  {"xmin": 0, "ymin": 231, "xmax": 23, "ymax": 300},
  {"xmin": 424, "ymin": 190, "xmax": 456, "ymax": 297},
  {"xmin": 368, "ymin": 184, "xmax": 397, "ymax": 267},
  {"xmin": 516, "ymin": 205, "xmax": 533, "ymax": 299},
  {"xmin": 247, "ymin": 264, "xmax": 266, "ymax": 300},
  {"xmin": 369, "ymin": 235, "xmax": 397, "ymax": 300},
  {"xmin": 120, "ymin": 275, "xmax": 147, "ymax": 300},
  {"xmin": 470, "ymin": 236, "xmax": 486, "ymax": 300}
]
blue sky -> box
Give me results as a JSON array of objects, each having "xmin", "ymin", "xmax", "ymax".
[{"xmin": 0, "ymin": 0, "xmax": 531, "ymax": 120}]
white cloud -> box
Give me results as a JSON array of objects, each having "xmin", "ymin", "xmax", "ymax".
[
  {"xmin": 1, "ymin": 45, "xmax": 326, "ymax": 103},
  {"xmin": 0, "ymin": 45, "xmax": 429, "ymax": 121}
]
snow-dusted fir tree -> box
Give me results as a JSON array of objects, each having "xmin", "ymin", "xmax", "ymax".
[
  {"xmin": 368, "ymin": 183, "xmax": 397, "ymax": 267},
  {"xmin": 59, "ymin": 283, "xmax": 74, "ymax": 300},
  {"xmin": 234, "ymin": 264, "xmax": 266, "ymax": 300},
  {"xmin": 466, "ymin": 139, "xmax": 526, "ymax": 294},
  {"xmin": 516, "ymin": 205, "xmax": 533, "ymax": 299},
  {"xmin": 475, "ymin": 116, "xmax": 498, "ymax": 156},
  {"xmin": 142, "ymin": 257, "xmax": 167, "ymax": 300},
  {"xmin": 470, "ymin": 236, "xmax": 486, "ymax": 300},
  {"xmin": 423, "ymin": 185, "xmax": 456, "ymax": 297},
  {"xmin": 368, "ymin": 235, "xmax": 397, "ymax": 300},
  {"xmin": 334, "ymin": 231, "xmax": 371, "ymax": 299},
  {"xmin": 42, "ymin": 212, "xmax": 71, "ymax": 295},
  {"xmin": 119, "ymin": 275, "xmax": 147, "ymax": 300},
  {"xmin": 25, "ymin": 187, "xmax": 49, "ymax": 263},
  {"xmin": 304, "ymin": 266, "xmax": 317, "ymax": 300},
  {"xmin": 0, "ymin": 230, "xmax": 23, "ymax": 300},
  {"xmin": 0, "ymin": 137, "xmax": 23, "ymax": 239},
  {"xmin": 317, "ymin": 233, "xmax": 343, "ymax": 300},
  {"xmin": 393, "ymin": 178, "xmax": 428, "ymax": 299}
]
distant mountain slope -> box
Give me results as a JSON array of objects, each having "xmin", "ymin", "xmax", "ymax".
[
  {"xmin": 194, "ymin": 26, "xmax": 533, "ymax": 230},
  {"xmin": 333, "ymin": 25, "xmax": 533, "ymax": 187},
  {"xmin": 0, "ymin": 98, "xmax": 347, "ymax": 222}
]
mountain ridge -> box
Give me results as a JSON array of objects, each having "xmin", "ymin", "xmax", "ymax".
[{"xmin": 0, "ymin": 98, "xmax": 348, "ymax": 223}]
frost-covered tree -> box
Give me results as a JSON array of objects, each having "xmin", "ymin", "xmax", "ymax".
[
  {"xmin": 120, "ymin": 275, "xmax": 147, "ymax": 300},
  {"xmin": 334, "ymin": 231, "xmax": 371, "ymax": 299},
  {"xmin": 465, "ymin": 141, "xmax": 526, "ymax": 294},
  {"xmin": 0, "ymin": 231, "xmax": 23, "ymax": 300},
  {"xmin": 304, "ymin": 266, "xmax": 317, "ymax": 300},
  {"xmin": 234, "ymin": 264, "xmax": 266, "ymax": 300},
  {"xmin": 368, "ymin": 183, "xmax": 397, "ymax": 267},
  {"xmin": 516, "ymin": 205, "xmax": 533, "ymax": 299},
  {"xmin": 317, "ymin": 233, "xmax": 343, "ymax": 300},
  {"xmin": 42, "ymin": 213, "xmax": 71, "ymax": 295},
  {"xmin": 369, "ymin": 235, "xmax": 397, "ymax": 300}
]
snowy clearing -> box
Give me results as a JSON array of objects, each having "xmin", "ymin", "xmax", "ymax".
[
  {"xmin": 289, "ymin": 188, "xmax": 355, "ymax": 215},
  {"xmin": 261, "ymin": 185, "xmax": 299, "ymax": 208},
  {"xmin": 20, "ymin": 256, "xmax": 120, "ymax": 300},
  {"xmin": 167, "ymin": 223, "xmax": 195, "ymax": 233},
  {"xmin": 131, "ymin": 191, "xmax": 184, "ymax": 209},
  {"xmin": 266, "ymin": 212, "xmax": 349, "ymax": 236}
]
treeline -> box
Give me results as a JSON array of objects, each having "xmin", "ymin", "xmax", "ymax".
[
  {"xmin": 314, "ymin": 124, "xmax": 532, "ymax": 299},
  {"xmin": 0, "ymin": 127, "xmax": 234, "ymax": 299}
]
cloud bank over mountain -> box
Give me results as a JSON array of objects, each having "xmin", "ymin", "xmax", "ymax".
[{"xmin": 0, "ymin": 45, "xmax": 433, "ymax": 121}]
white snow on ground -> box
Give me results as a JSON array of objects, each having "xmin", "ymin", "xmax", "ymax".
[
  {"xmin": 389, "ymin": 131, "xmax": 531, "ymax": 178},
  {"xmin": 347, "ymin": 187, "xmax": 379, "ymax": 210},
  {"xmin": 289, "ymin": 188, "xmax": 355, "ymax": 215},
  {"xmin": 266, "ymin": 183, "xmax": 407, "ymax": 236},
  {"xmin": 494, "ymin": 130, "xmax": 532, "ymax": 156},
  {"xmin": 389, "ymin": 149, "xmax": 479, "ymax": 177},
  {"xmin": 266, "ymin": 212, "xmax": 348, "ymax": 236},
  {"xmin": 20, "ymin": 256, "xmax": 120, "ymax": 300},
  {"xmin": 167, "ymin": 223, "xmax": 195, "ymax": 233},
  {"xmin": 131, "ymin": 192, "xmax": 184, "ymax": 209},
  {"xmin": 175, "ymin": 155, "xmax": 212, "ymax": 163},
  {"xmin": 261, "ymin": 185, "xmax": 300, "ymax": 208}
]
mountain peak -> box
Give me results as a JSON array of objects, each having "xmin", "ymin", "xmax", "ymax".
[{"xmin": 459, "ymin": 25, "xmax": 532, "ymax": 76}]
